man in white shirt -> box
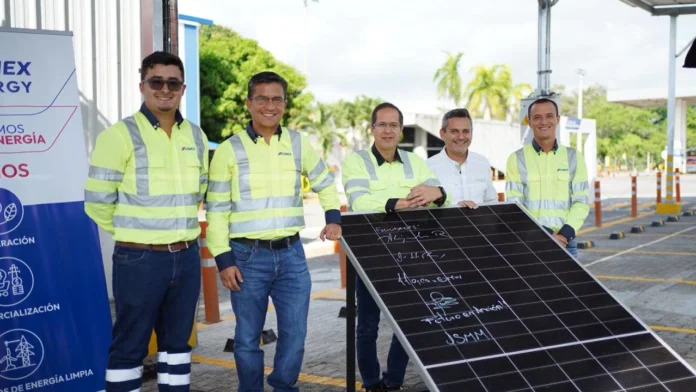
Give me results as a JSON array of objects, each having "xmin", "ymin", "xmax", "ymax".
[{"xmin": 427, "ymin": 108, "xmax": 498, "ymax": 208}]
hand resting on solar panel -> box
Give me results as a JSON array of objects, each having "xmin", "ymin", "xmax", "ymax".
[{"xmin": 406, "ymin": 184, "xmax": 446, "ymax": 207}]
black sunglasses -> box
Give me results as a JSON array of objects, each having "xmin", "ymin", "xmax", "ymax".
[{"xmin": 144, "ymin": 78, "xmax": 184, "ymax": 91}]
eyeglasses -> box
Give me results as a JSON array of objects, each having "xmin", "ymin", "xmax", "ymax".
[
  {"xmin": 373, "ymin": 122, "xmax": 401, "ymax": 131},
  {"xmin": 252, "ymin": 96, "xmax": 286, "ymax": 106},
  {"xmin": 144, "ymin": 78, "xmax": 184, "ymax": 91}
]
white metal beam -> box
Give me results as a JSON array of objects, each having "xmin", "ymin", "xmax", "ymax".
[{"xmin": 665, "ymin": 15, "xmax": 677, "ymax": 204}]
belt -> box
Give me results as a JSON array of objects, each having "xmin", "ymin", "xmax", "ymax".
[
  {"xmin": 234, "ymin": 233, "xmax": 300, "ymax": 251},
  {"xmin": 115, "ymin": 239, "xmax": 197, "ymax": 252}
]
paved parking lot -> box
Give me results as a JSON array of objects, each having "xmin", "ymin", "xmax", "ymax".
[{"xmin": 140, "ymin": 193, "xmax": 696, "ymax": 391}]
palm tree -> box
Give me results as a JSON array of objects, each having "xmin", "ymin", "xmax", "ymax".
[
  {"xmin": 433, "ymin": 52, "xmax": 465, "ymax": 107},
  {"xmin": 330, "ymin": 95, "xmax": 380, "ymax": 150},
  {"xmin": 497, "ymin": 67, "xmax": 533, "ymax": 121},
  {"xmin": 305, "ymin": 103, "xmax": 348, "ymax": 160},
  {"xmin": 462, "ymin": 64, "xmax": 532, "ymax": 121}
]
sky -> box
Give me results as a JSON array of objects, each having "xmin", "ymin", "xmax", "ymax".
[{"xmin": 178, "ymin": 0, "xmax": 696, "ymax": 115}]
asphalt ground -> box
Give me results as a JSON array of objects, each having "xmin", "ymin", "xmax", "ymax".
[{"xmin": 139, "ymin": 187, "xmax": 696, "ymax": 391}]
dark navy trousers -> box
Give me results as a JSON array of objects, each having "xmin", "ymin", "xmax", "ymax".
[{"xmin": 105, "ymin": 242, "xmax": 201, "ymax": 392}]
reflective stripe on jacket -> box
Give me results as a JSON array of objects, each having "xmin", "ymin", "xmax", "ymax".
[
  {"xmin": 84, "ymin": 111, "xmax": 209, "ymax": 243},
  {"xmin": 342, "ymin": 148, "xmax": 447, "ymax": 212},
  {"xmin": 205, "ymin": 127, "xmax": 340, "ymax": 263},
  {"xmin": 505, "ymin": 142, "xmax": 590, "ymax": 238}
]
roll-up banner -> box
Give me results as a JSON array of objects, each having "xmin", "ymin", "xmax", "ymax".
[{"xmin": 0, "ymin": 28, "xmax": 112, "ymax": 392}]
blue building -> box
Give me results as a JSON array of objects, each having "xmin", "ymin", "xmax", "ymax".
[{"xmin": 177, "ymin": 14, "xmax": 218, "ymax": 152}]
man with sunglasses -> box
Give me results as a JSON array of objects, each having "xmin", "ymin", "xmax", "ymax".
[
  {"xmin": 84, "ymin": 51, "xmax": 208, "ymax": 392},
  {"xmin": 205, "ymin": 71, "xmax": 342, "ymax": 392},
  {"xmin": 341, "ymin": 102, "xmax": 448, "ymax": 392}
]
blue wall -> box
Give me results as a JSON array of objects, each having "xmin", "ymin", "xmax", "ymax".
[
  {"xmin": 178, "ymin": 14, "xmax": 213, "ymax": 127},
  {"xmin": 184, "ymin": 23, "xmax": 199, "ymax": 125}
]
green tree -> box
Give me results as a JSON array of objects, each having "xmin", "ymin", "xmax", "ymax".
[
  {"xmin": 299, "ymin": 103, "xmax": 348, "ymax": 159},
  {"xmin": 328, "ymin": 95, "xmax": 382, "ymax": 149},
  {"xmin": 433, "ymin": 52, "xmax": 465, "ymax": 107},
  {"xmin": 198, "ymin": 24, "xmax": 314, "ymax": 142},
  {"xmin": 462, "ymin": 64, "xmax": 531, "ymax": 121}
]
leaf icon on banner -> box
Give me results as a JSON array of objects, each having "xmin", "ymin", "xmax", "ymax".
[{"xmin": 4, "ymin": 203, "xmax": 17, "ymax": 222}]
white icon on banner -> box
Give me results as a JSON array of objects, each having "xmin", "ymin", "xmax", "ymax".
[
  {"xmin": 0, "ymin": 203, "xmax": 18, "ymax": 225},
  {"xmin": 0, "ymin": 265, "xmax": 24, "ymax": 298},
  {"xmin": 0, "ymin": 329, "xmax": 44, "ymax": 380},
  {"xmin": 0, "ymin": 188, "xmax": 24, "ymax": 235},
  {"xmin": 0, "ymin": 257, "xmax": 34, "ymax": 307},
  {"xmin": 1, "ymin": 335, "xmax": 35, "ymax": 370}
]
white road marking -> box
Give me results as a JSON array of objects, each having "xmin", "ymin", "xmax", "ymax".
[{"xmin": 584, "ymin": 225, "xmax": 696, "ymax": 268}]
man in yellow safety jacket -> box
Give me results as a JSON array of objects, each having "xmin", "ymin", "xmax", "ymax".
[
  {"xmin": 505, "ymin": 98, "xmax": 590, "ymax": 258},
  {"xmin": 342, "ymin": 102, "xmax": 448, "ymax": 392},
  {"xmin": 205, "ymin": 71, "xmax": 342, "ymax": 392},
  {"xmin": 84, "ymin": 51, "xmax": 208, "ymax": 392}
]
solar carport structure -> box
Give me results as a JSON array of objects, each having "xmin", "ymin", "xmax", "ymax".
[{"xmin": 617, "ymin": 0, "xmax": 696, "ymax": 215}]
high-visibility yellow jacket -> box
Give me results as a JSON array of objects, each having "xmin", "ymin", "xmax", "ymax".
[
  {"xmin": 84, "ymin": 105, "xmax": 209, "ymax": 244},
  {"xmin": 505, "ymin": 140, "xmax": 590, "ymax": 240},
  {"xmin": 342, "ymin": 145, "xmax": 448, "ymax": 212},
  {"xmin": 205, "ymin": 124, "xmax": 340, "ymax": 271}
]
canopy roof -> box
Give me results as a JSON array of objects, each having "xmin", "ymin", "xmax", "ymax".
[{"xmin": 619, "ymin": 0, "xmax": 696, "ymax": 16}]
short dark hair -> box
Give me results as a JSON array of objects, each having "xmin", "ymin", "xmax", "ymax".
[
  {"xmin": 441, "ymin": 108, "xmax": 473, "ymax": 131},
  {"xmin": 371, "ymin": 102, "xmax": 404, "ymax": 126},
  {"xmin": 528, "ymin": 98, "xmax": 559, "ymax": 118},
  {"xmin": 140, "ymin": 51, "xmax": 184, "ymax": 81},
  {"xmin": 247, "ymin": 71, "xmax": 288, "ymax": 99}
]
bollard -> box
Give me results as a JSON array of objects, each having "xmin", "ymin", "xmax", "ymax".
[
  {"xmin": 199, "ymin": 221, "xmax": 221, "ymax": 324},
  {"xmin": 676, "ymin": 168, "xmax": 681, "ymax": 203},
  {"xmin": 656, "ymin": 171, "xmax": 662, "ymax": 204},
  {"xmin": 338, "ymin": 205, "xmax": 347, "ymax": 289},
  {"xmin": 631, "ymin": 175, "xmax": 637, "ymax": 218},
  {"xmin": 594, "ymin": 180, "xmax": 601, "ymax": 227}
]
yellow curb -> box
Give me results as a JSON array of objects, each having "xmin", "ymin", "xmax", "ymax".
[
  {"xmin": 192, "ymin": 354, "xmax": 360, "ymax": 389},
  {"xmin": 650, "ymin": 325, "xmax": 696, "ymax": 334},
  {"xmin": 595, "ymin": 275, "xmax": 696, "ymax": 286},
  {"xmin": 583, "ymin": 249, "xmax": 696, "ymax": 257}
]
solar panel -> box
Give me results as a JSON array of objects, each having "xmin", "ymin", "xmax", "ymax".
[{"xmin": 340, "ymin": 203, "xmax": 696, "ymax": 392}]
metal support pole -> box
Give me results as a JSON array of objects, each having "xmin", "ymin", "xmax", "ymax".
[
  {"xmin": 537, "ymin": 1, "xmax": 551, "ymax": 95},
  {"xmin": 594, "ymin": 180, "xmax": 601, "ymax": 227},
  {"xmin": 338, "ymin": 204, "xmax": 347, "ymax": 289},
  {"xmin": 666, "ymin": 15, "xmax": 677, "ymax": 203},
  {"xmin": 676, "ymin": 168, "xmax": 681, "ymax": 203},
  {"xmin": 199, "ymin": 221, "xmax": 221, "ymax": 324},
  {"xmin": 577, "ymin": 69, "xmax": 585, "ymax": 153},
  {"xmin": 346, "ymin": 261, "xmax": 356, "ymax": 392},
  {"xmin": 657, "ymin": 171, "xmax": 662, "ymax": 204},
  {"xmin": 631, "ymin": 176, "xmax": 637, "ymax": 218},
  {"xmin": 658, "ymin": 14, "xmax": 679, "ymax": 214}
]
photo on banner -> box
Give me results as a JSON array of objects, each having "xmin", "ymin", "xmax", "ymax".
[{"xmin": 0, "ymin": 28, "xmax": 112, "ymax": 392}]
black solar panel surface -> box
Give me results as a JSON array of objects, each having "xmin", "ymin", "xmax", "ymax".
[{"xmin": 341, "ymin": 203, "xmax": 696, "ymax": 392}]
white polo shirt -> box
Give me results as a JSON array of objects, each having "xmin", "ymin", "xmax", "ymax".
[{"xmin": 427, "ymin": 149, "xmax": 498, "ymax": 205}]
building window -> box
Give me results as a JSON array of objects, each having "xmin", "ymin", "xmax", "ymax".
[{"xmin": 427, "ymin": 132, "xmax": 445, "ymax": 157}]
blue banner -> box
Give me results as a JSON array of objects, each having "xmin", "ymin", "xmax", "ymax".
[{"xmin": 0, "ymin": 29, "xmax": 112, "ymax": 392}]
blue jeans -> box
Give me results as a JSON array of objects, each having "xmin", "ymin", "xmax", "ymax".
[
  {"xmin": 229, "ymin": 238, "xmax": 311, "ymax": 392},
  {"xmin": 106, "ymin": 242, "xmax": 201, "ymax": 392},
  {"xmin": 356, "ymin": 274, "xmax": 409, "ymax": 388},
  {"xmin": 566, "ymin": 238, "xmax": 578, "ymax": 258}
]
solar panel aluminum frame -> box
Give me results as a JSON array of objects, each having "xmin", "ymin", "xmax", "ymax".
[{"xmin": 339, "ymin": 201, "xmax": 696, "ymax": 391}]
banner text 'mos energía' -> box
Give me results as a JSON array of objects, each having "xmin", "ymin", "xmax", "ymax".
[
  {"xmin": 0, "ymin": 124, "xmax": 47, "ymax": 146},
  {"xmin": 0, "ymin": 60, "xmax": 32, "ymax": 93}
]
